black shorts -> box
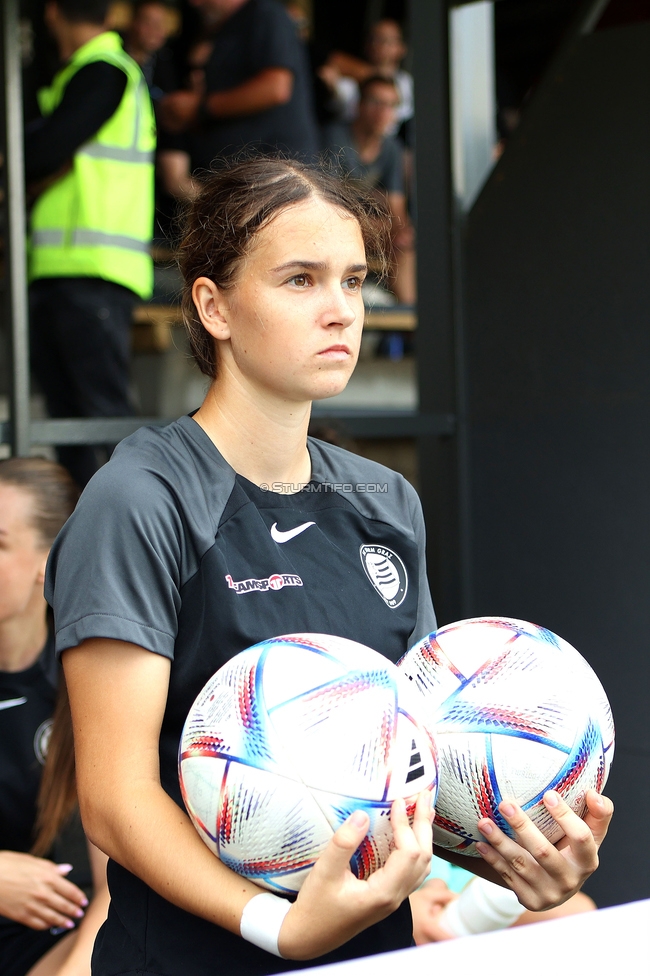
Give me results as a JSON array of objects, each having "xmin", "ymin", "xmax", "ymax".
[{"xmin": 0, "ymin": 919, "xmax": 78, "ymax": 976}]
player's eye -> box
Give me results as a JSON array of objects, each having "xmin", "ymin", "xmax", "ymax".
[
  {"xmin": 288, "ymin": 274, "xmax": 310, "ymax": 287},
  {"xmin": 343, "ymin": 276, "xmax": 363, "ymax": 291}
]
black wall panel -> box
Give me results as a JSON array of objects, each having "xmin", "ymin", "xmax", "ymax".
[{"xmin": 464, "ymin": 22, "xmax": 650, "ymax": 906}]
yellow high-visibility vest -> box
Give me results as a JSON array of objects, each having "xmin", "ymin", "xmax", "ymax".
[{"xmin": 30, "ymin": 32, "xmax": 155, "ymax": 299}]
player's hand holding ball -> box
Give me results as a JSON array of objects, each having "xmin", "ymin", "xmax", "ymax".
[
  {"xmin": 399, "ymin": 616, "xmax": 615, "ymax": 912},
  {"xmin": 279, "ymin": 789, "xmax": 434, "ymax": 960}
]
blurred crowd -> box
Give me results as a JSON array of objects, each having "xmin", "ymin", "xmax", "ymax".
[
  {"xmin": 20, "ymin": 0, "xmax": 415, "ymax": 487},
  {"xmin": 20, "ymin": 0, "xmax": 416, "ymax": 485},
  {"xmin": 24, "ymin": 0, "xmax": 416, "ymax": 303}
]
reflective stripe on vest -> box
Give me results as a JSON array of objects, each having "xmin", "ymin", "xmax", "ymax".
[
  {"xmin": 32, "ymin": 230, "xmax": 151, "ymax": 254},
  {"xmin": 78, "ymin": 143, "xmax": 153, "ymax": 164},
  {"xmin": 73, "ymin": 230, "xmax": 150, "ymax": 253},
  {"xmin": 77, "ymin": 75, "xmax": 153, "ymax": 165},
  {"xmin": 31, "ymin": 230, "xmax": 64, "ymax": 246}
]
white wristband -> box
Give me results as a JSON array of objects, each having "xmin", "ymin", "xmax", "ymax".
[
  {"xmin": 239, "ymin": 892, "xmax": 292, "ymax": 957},
  {"xmin": 439, "ymin": 878, "xmax": 526, "ymax": 937}
]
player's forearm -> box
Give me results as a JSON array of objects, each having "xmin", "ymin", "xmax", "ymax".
[
  {"xmin": 80, "ymin": 781, "xmax": 376, "ymax": 962},
  {"xmin": 205, "ymin": 69, "xmax": 293, "ymax": 119},
  {"xmin": 78, "ymin": 779, "xmax": 262, "ymax": 934}
]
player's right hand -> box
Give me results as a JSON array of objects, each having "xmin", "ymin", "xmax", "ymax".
[
  {"xmin": 278, "ymin": 790, "xmax": 434, "ymax": 960},
  {"xmin": 0, "ymin": 850, "xmax": 87, "ymax": 930}
]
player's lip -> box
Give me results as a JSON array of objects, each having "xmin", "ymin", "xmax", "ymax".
[{"xmin": 318, "ymin": 344, "xmax": 351, "ymax": 357}]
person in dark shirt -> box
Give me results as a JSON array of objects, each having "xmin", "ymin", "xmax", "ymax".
[
  {"xmin": 159, "ymin": 0, "xmax": 319, "ymax": 166},
  {"xmin": 123, "ymin": 0, "xmax": 178, "ymax": 100},
  {"xmin": 319, "ymin": 19, "xmax": 414, "ymax": 145},
  {"xmin": 0, "ymin": 458, "xmax": 108, "ymax": 976},
  {"xmin": 324, "ymin": 76, "xmax": 415, "ymax": 305},
  {"xmin": 123, "ymin": 1, "xmax": 197, "ymax": 238}
]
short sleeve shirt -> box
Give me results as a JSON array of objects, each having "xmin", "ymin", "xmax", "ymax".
[
  {"xmin": 323, "ymin": 123, "xmax": 404, "ymax": 195},
  {"xmin": 187, "ymin": 0, "xmax": 319, "ymax": 168},
  {"xmin": 46, "ymin": 416, "xmax": 436, "ymax": 976}
]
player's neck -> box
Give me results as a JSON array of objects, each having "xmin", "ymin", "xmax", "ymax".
[
  {"xmin": 193, "ymin": 376, "xmax": 312, "ymax": 493},
  {"xmin": 0, "ymin": 607, "xmax": 48, "ymax": 674}
]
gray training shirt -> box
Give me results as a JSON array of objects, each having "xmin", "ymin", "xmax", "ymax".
[{"xmin": 46, "ymin": 415, "xmax": 436, "ymax": 976}]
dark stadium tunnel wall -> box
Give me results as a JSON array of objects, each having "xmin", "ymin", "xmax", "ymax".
[{"xmin": 462, "ymin": 20, "xmax": 650, "ymax": 907}]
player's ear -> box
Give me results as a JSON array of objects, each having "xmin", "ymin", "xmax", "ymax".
[{"xmin": 192, "ymin": 277, "xmax": 232, "ymax": 341}]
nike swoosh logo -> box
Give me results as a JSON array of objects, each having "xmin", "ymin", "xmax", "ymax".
[
  {"xmin": 0, "ymin": 697, "xmax": 27, "ymax": 711},
  {"xmin": 270, "ymin": 521, "xmax": 315, "ymax": 544}
]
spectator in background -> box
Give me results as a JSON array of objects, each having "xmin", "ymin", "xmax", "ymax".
[
  {"xmin": 123, "ymin": 0, "xmax": 178, "ymax": 99},
  {"xmin": 124, "ymin": 1, "xmax": 199, "ymax": 231},
  {"xmin": 158, "ymin": 0, "xmax": 319, "ymax": 168},
  {"xmin": 324, "ymin": 76, "xmax": 415, "ymax": 305},
  {"xmin": 319, "ymin": 19, "xmax": 413, "ymax": 144},
  {"xmin": 26, "ymin": 0, "xmax": 156, "ymax": 488},
  {"xmin": 0, "ymin": 458, "xmax": 109, "ymax": 976}
]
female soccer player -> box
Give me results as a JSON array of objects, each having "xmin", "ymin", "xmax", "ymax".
[
  {"xmin": 48, "ymin": 158, "xmax": 612, "ymax": 975},
  {"xmin": 0, "ymin": 458, "xmax": 109, "ymax": 976}
]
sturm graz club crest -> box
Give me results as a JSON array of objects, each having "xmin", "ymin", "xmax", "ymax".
[{"xmin": 359, "ymin": 544, "xmax": 408, "ymax": 608}]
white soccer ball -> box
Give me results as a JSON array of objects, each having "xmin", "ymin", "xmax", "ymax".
[
  {"xmin": 179, "ymin": 633, "xmax": 438, "ymax": 894},
  {"xmin": 398, "ymin": 617, "xmax": 614, "ymax": 855}
]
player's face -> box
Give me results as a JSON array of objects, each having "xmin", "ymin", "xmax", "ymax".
[
  {"xmin": 213, "ymin": 196, "xmax": 367, "ymax": 403},
  {"xmin": 0, "ymin": 485, "xmax": 47, "ymax": 626}
]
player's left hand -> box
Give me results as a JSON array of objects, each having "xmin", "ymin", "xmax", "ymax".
[{"xmin": 475, "ymin": 788, "xmax": 613, "ymax": 912}]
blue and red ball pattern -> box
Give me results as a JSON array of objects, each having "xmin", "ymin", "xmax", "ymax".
[
  {"xmin": 179, "ymin": 633, "xmax": 438, "ymax": 893},
  {"xmin": 399, "ymin": 617, "xmax": 614, "ymax": 855}
]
